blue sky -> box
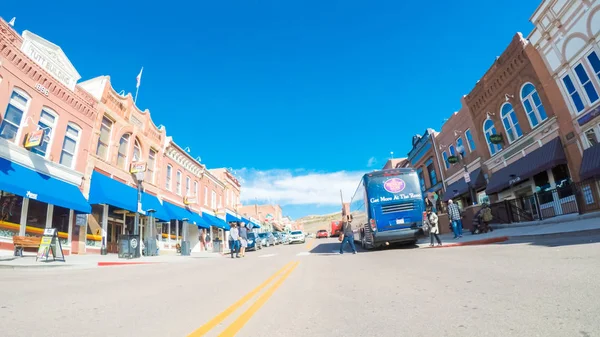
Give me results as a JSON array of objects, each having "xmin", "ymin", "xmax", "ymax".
[{"xmin": 2, "ymin": 0, "xmax": 541, "ymax": 219}]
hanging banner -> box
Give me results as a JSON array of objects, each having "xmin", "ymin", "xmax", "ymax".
[{"xmin": 24, "ymin": 129, "xmax": 45, "ymax": 148}]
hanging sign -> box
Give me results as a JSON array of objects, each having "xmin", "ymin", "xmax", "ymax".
[
  {"xmin": 464, "ymin": 172, "xmax": 471, "ymax": 183},
  {"xmin": 36, "ymin": 228, "xmax": 65, "ymax": 262},
  {"xmin": 184, "ymin": 196, "xmax": 197, "ymax": 205},
  {"xmin": 130, "ymin": 161, "xmax": 147, "ymax": 174},
  {"xmin": 489, "ymin": 134, "xmax": 503, "ymax": 144},
  {"xmin": 24, "ymin": 129, "xmax": 45, "ymax": 148},
  {"xmin": 447, "ymin": 156, "xmax": 459, "ymax": 164}
]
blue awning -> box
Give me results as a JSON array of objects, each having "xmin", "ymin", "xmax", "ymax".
[
  {"xmin": 88, "ymin": 171, "xmax": 169, "ymax": 219},
  {"xmin": 162, "ymin": 202, "xmax": 209, "ymax": 228},
  {"xmin": 251, "ymin": 220, "xmax": 261, "ymax": 229},
  {"xmin": 242, "ymin": 217, "xmax": 260, "ymax": 229},
  {"xmin": 226, "ymin": 212, "xmax": 241, "ymax": 223},
  {"xmin": 203, "ymin": 213, "xmax": 231, "ymax": 230},
  {"xmin": 0, "ymin": 157, "xmax": 91, "ymax": 213}
]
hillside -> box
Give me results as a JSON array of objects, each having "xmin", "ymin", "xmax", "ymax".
[{"xmin": 297, "ymin": 211, "xmax": 342, "ymax": 234}]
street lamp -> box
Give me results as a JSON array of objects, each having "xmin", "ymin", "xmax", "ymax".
[
  {"xmin": 456, "ymin": 144, "xmax": 477, "ymax": 205},
  {"xmin": 180, "ymin": 218, "xmax": 190, "ymax": 256}
]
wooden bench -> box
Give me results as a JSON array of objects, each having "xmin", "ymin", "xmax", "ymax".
[{"xmin": 12, "ymin": 236, "xmax": 41, "ymax": 257}]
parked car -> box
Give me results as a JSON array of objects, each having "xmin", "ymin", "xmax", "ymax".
[
  {"xmin": 288, "ymin": 230, "xmax": 305, "ymax": 244},
  {"xmin": 272, "ymin": 232, "xmax": 282, "ymax": 245},
  {"xmin": 279, "ymin": 232, "xmax": 290, "ymax": 244},
  {"xmin": 259, "ymin": 233, "xmax": 276, "ymax": 247},
  {"xmin": 316, "ymin": 229, "xmax": 329, "ymax": 239},
  {"xmin": 247, "ymin": 232, "xmax": 262, "ymax": 251}
]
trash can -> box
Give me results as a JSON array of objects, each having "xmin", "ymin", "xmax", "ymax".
[
  {"xmin": 118, "ymin": 234, "xmax": 141, "ymax": 259},
  {"xmin": 144, "ymin": 239, "xmax": 158, "ymax": 256},
  {"xmin": 213, "ymin": 239, "xmax": 222, "ymax": 253},
  {"xmin": 180, "ymin": 241, "xmax": 190, "ymax": 256}
]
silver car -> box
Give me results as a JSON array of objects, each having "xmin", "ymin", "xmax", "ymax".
[{"xmin": 288, "ymin": 230, "xmax": 305, "ymax": 244}]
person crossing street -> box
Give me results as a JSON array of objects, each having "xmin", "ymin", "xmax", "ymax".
[{"xmin": 339, "ymin": 214, "xmax": 357, "ymax": 254}]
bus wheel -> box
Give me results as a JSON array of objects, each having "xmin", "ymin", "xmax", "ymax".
[{"xmin": 361, "ymin": 234, "xmax": 366, "ymax": 249}]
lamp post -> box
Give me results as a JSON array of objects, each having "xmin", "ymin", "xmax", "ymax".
[
  {"xmin": 181, "ymin": 218, "xmax": 190, "ymax": 256},
  {"xmin": 456, "ymin": 145, "xmax": 477, "ymax": 205}
]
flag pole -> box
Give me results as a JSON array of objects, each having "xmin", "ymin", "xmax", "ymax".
[
  {"xmin": 135, "ymin": 67, "xmax": 143, "ymax": 104},
  {"xmin": 134, "ymin": 85, "xmax": 140, "ymax": 104}
]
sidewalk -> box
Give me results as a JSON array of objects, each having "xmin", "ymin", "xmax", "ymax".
[
  {"xmin": 417, "ymin": 214, "xmax": 600, "ymax": 248},
  {"xmin": 0, "ymin": 250, "xmax": 222, "ymax": 269}
]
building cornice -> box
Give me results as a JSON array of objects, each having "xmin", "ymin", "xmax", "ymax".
[{"xmin": 164, "ymin": 142, "xmax": 205, "ymax": 178}]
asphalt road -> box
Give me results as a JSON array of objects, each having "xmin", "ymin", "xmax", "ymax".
[{"xmin": 1, "ymin": 233, "xmax": 599, "ymax": 337}]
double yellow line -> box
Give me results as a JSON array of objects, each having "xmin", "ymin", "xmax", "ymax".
[{"xmin": 188, "ymin": 261, "xmax": 300, "ymax": 337}]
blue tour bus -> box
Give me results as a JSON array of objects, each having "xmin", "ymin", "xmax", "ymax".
[{"xmin": 350, "ymin": 168, "xmax": 425, "ymax": 249}]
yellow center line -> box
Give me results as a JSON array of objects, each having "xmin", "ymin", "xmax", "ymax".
[
  {"xmin": 218, "ymin": 261, "xmax": 300, "ymax": 337},
  {"xmin": 187, "ymin": 261, "xmax": 295, "ymax": 337}
]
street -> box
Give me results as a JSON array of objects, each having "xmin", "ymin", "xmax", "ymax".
[{"xmin": 1, "ymin": 233, "xmax": 600, "ymax": 337}]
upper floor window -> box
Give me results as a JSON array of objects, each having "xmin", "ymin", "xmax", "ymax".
[
  {"xmin": 417, "ymin": 168, "xmax": 426, "ymax": 192},
  {"xmin": 204, "ymin": 186, "xmax": 209, "ymax": 205},
  {"xmin": 584, "ymin": 128, "xmax": 598, "ymax": 148},
  {"xmin": 449, "ymin": 145, "xmax": 455, "ymax": 157},
  {"xmin": 147, "ymin": 149, "xmax": 156, "ymax": 183},
  {"xmin": 501, "ymin": 103, "xmax": 523, "ymax": 143},
  {"xmin": 484, "ymin": 119, "xmax": 502, "ymax": 156},
  {"xmin": 219, "ymin": 195, "xmax": 222, "ymax": 209},
  {"xmin": 96, "ymin": 116, "xmax": 113, "ymax": 160},
  {"xmin": 185, "ymin": 176, "xmax": 191, "ymax": 196},
  {"xmin": 442, "ymin": 151, "xmax": 449, "ymax": 169},
  {"xmin": 226, "ymin": 189, "xmax": 229, "ymax": 206},
  {"xmin": 117, "ymin": 134, "xmax": 130, "ymax": 169},
  {"xmin": 133, "ymin": 139, "xmax": 142, "ymax": 161},
  {"xmin": 521, "ymin": 83, "xmax": 548, "ymax": 128},
  {"xmin": 562, "ymin": 74, "xmax": 586, "ymax": 113},
  {"xmin": 456, "ymin": 137, "xmax": 465, "ymax": 155},
  {"xmin": 587, "ymin": 51, "xmax": 600, "ymax": 86},
  {"xmin": 31, "ymin": 108, "xmax": 57, "ymax": 158},
  {"xmin": 59, "ymin": 124, "xmax": 80, "ymax": 169},
  {"xmin": 574, "ymin": 63, "xmax": 599, "ymax": 105},
  {"xmin": 425, "ymin": 158, "xmax": 437, "ymax": 186},
  {"xmin": 465, "ymin": 129, "xmax": 476, "ymax": 152},
  {"xmin": 0, "ymin": 90, "xmax": 30, "ymax": 142},
  {"xmin": 194, "ymin": 181, "xmax": 199, "ymax": 200},
  {"xmin": 166, "ymin": 165, "xmax": 172, "ymax": 190},
  {"xmin": 176, "ymin": 170, "xmax": 182, "ymax": 195},
  {"xmin": 211, "ymin": 190, "xmax": 217, "ymax": 209}
]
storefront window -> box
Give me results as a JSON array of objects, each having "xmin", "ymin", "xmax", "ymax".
[
  {"xmin": 52, "ymin": 205, "xmax": 70, "ymax": 235},
  {"xmin": 0, "ymin": 192, "xmax": 23, "ymax": 238},
  {"xmin": 27, "ymin": 199, "xmax": 48, "ymax": 236},
  {"xmin": 552, "ymin": 164, "xmax": 574, "ymax": 199}
]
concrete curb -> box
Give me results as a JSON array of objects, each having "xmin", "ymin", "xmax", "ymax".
[
  {"xmin": 0, "ymin": 263, "xmax": 70, "ymax": 269},
  {"xmin": 505, "ymin": 228, "xmax": 600, "ymax": 241},
  {"xmin": 426, "ymin": 236, "xmax": 510, "ymax": 248},
  {"xmin": 97, "ymin": 261, "xmax": 162, "ymax": 267}
]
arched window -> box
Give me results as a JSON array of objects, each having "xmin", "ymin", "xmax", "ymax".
[
  {"xmin": 442, "ymin": 151, "xmax": 449, "ymax": 169},
  {"xmin": 133, "ymin": 138, "xmax": 142, "ymax": 161},
  {"xmin": 456, "ymin": 137, "xmax": 465, "ymax": 155},
  {"xmin": 0, "ymin": 89, "xmax": 30, "ymax": 142},
  {"xmin": 501, "ymin": 103, "xmax": 523, "ymax": 143},
  {"xmin": 117, "ymin": 134, "xmax": 130, "ymax": 169},
  {"xmin": 166, "ymin": 165, "xmax": 173, "ymax": 190},
  {"xmin": 484, "ymin": 119, "xmax": 502, "ymax": 156},
  {"xmin": 59, "ymin": 123, "xmax": 81, "ymax": 169},
  {"xmin": 521, "ymin": 83, "xmax": 548, "ymax": 128},
  {"xmin": 449, "ymin": 145, "xmax": 456, "ymax": 156},
  {"xmin": 31, "ymin": 108, "xmax": 58, "ymax": 158},
  {"xmin": 176, "ymin": 170, "xmax": 182, "ymax": 195}
]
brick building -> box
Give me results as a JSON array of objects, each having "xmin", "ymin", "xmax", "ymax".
[
  {"xmin": 0, "ymin": 21, "xmax": 98, "ymax": 254},
  {"xmin": 464, "ymin": 33, "xmax": 578, "ymax": 218},
  {"xmin": 405, "ymin": 128, "xmax": 444, "ymax": 205},
  {"xmin": 435, "ymin": 99, "xmax": 488, "ymax": 207}
]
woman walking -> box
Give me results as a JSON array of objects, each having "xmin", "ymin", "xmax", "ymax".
[
  {"xmin": 239, "ymin": 222, "xmax": 248, "ymax": 257},
  {"xmin": 427, "ymin": 208, "xmax": 442, "ymax": 247}
]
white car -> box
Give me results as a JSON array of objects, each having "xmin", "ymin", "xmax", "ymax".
[{"xmin": 288, "ymin": 230, "xmax": 305, "ymax": 244}]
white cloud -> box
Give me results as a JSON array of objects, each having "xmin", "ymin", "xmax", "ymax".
[
  {"xmin": 367, "ymin": 156, "xmax": 377, "ymax": 168},
  {"xmin": 235, "ymin": 168, "xmax": 365, "ymax": 206}
]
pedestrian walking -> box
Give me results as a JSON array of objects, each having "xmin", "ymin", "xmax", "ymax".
[
  {"xmin": 199, "ymin": 228, "xmax": 207, "ymax": 251},
  {"xmin": 339, "ymin": 214, "xmax": 357, "ymax": 254},
  {"xmin": 229, "ymin": 223, "xmax": 240, "ymax": 258},
  {"xmin": 239, "ymin": 222, "xmax": 248, "ymax": 257},
  {"xmin": 426, "ymin": 208, "xmax": 442, "ymax": 247},
  {"xmin": 447, "ymin": 200, "xmax": 463, "ymax": 239}
]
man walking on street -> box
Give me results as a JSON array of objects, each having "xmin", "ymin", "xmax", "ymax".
[
  {"xmin": 447, "ymin": 200, "xmax": 463, "ymax": 239},
  {"xmin": 229, "ymin": 223, "xmax": 240, "ymax": 258},
  {"xmin": 339, "ymin": 214, "xmax": 357, "ymax": 254}
]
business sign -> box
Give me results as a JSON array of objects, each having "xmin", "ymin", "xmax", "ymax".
[
  {"xmin": 184, "ymin": 196, "xmax": 197, "ymax": 205},
  {"xmin": 383, "ymin": 178, "xmax": 406, "ymax": 193},
  {"xmin": 489, "ymin": 134, "xmax": 503, "ymax": 144},
  {"xmin": 130, "ymin": 161, "xmax": 147, "ymax": 174},
  {"xmin": 75, "ymin": 213, "xmax": 87, "ymax": 226},
  {"xmin": 463, "ymin": 172, "xmax": 471, "ymax": 183},
  {"xmin": 447, "ymin": 155, "xmax": 459, "ymax": 164},
  {"xmin": 36, "ymin": 228, "xmax": 65, "ymax": 262},
  {"xmin": 24, "ymin": 129, "xmax": 45, "ymax": 148}
]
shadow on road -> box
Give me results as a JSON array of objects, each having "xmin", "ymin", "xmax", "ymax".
[
  {"xmin": 309, "ymin": 240, "xmax": 419, "ymax": 255},
  {"xmin": 497, "ymin": 229, "xmax": 600, "ymax": 248}
]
